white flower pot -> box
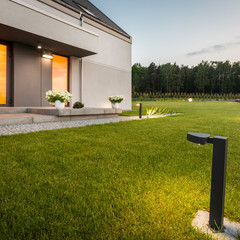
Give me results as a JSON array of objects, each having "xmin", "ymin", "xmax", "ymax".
[
  {"xmin": 55, "ymin": 100, "xmax": 65, "ymax": 110},
  {"xmin": 112, "ymin": 103, "xmax": 119, "ymax": 109}
]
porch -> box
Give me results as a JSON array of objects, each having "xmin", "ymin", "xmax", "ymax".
[{"xmin": 0, "ymin": 107, "xmax": 122, "ymax": 126}]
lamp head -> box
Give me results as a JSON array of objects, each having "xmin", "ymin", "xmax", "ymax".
[
  {"xmin": 42, "ymin": 51, "xmax": 53, "ymax": 59},
  {"xmin": 37, "ymin": 44, "xmax": 42, "ymax": 49},
  {"xmin": 187, "ymin": 132, "xmax": 212, "ymax": 145}
]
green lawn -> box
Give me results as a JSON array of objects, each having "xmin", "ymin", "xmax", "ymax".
[{"xmin": 0, "ymin": 101, "xmax": 239, "ymax": 239}]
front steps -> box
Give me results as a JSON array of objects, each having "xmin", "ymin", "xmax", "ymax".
[
  {"xmin": 0, "ymin": 107, "xmax": 122, "ymax": 126},
  {"xmin": 0, "ymin": 108, "xmax": 28, "ymax": 114}
]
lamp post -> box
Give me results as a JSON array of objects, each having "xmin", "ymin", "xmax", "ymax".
[
  {"xmin": 187, "ymin": 132, "xmax": 228, "ymax": 231},
  {"xmin": 136, "ymin": 103, "xmax": 142, "ymax": 119}
]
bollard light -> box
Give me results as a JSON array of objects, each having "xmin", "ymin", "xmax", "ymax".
[
  {"xmin": 187, "ymin": 132, "xmax": 228, "ymax": 231},
  {"xmin": 188, "ymin": 98, "xmax": 193, "ymax": 102},
  {"xmin": 136, "ymin": 103, "xmax": 142, "ymax": 119}
]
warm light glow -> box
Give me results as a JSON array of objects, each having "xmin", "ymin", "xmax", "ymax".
[
  {"xmin": 0, "ymin": 44, "xmax": 7, "ymax": 104},
  {"xmin": 42, "ymin": 54, "xmax": 53, "ymax": 59},
  {"xmin": 37, "ymin": 44, "xmax": 42, "ymax": 49},
  {"xmin": 136, "ymin": 103, "xmax": 140, "ymax": 106},
  {"xmin": 52, "ymin": 54, "xmax": 68, "ymax": 92},
  {"xmin": 188, "ymin": 98, "xmax": 193, "ymax": 102}
]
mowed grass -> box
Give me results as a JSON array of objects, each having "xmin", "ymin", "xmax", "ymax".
[{"xmin": 0, "ymin": 102, "xmax": 239, "ymax": 240}]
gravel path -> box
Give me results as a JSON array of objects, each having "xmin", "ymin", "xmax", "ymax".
[
  {"xmin": 0, "ymin": 116, "xmax": 139, "ymax": 136},
  {"xmin": 0, "ymin": 114, "xmax": 181, "ymax": 136}
]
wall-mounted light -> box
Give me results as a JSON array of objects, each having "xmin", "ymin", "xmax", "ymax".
[
  {"xmin": 37, "ymin": 44, "xmax": 42, "ymax": 49},
  {"xmin": 42, "ymin": 51, "xmax": 53, "ymax": 59}
]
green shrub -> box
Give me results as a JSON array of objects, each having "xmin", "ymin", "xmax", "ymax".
[{"xmin": 73, "ymin": 101, "xmax": 84, "ymax": 109}]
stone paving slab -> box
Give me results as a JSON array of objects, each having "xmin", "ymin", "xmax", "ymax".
[{"xmin": 192, "ymin": 210, "xmax": 240, "ymax": 240}]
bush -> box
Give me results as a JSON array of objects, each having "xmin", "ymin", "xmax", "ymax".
[{"xmin": 73, "ymin": 102, "xmax": 84, "ymax": 108}]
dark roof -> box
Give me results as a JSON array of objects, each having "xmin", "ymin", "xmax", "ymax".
[{"xmin": 58, "ymin": 0, "xmax": 129, "ymax": 37}]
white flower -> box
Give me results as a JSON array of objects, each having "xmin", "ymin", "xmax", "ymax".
[
  {"xmin": 45, "ymin": 90, "xmax": 73, "ymax": 103},
  {"xmin": 109, "ymin": 95, "xmax": 125, "ymax": 104}
]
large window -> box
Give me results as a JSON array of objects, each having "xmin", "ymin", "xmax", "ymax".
[
  {"xmin": 0, "ymin": 44, "xmax": 7, "ymax": 105},
  {"xmin": 52, "ymin": 54, "xmax": 68, "ymax": 92}
]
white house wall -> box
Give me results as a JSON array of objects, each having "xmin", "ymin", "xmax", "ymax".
[
  {"xmin": 16, "ymin": 0, "xmax": 81, "ymax": 25},
  {"xmin": 80, "ymin": 22, "xmax": 132, "ymax": 110}
]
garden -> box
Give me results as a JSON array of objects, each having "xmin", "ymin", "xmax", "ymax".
[{"xmin": 0, "ymin": 101, "xmax": 239, "ymax": 239}]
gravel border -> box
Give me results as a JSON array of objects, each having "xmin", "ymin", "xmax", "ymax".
[{"xmin": 0, "ymin": 114, "xmax": 182, "ymax": 136}]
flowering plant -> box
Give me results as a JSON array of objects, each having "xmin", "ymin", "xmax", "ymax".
[
  {"xmin": 109, "ymin": 95, "xmax": 125, "ymax": 104},
  {"xmin": 235, "ymin": 99, "xmax": 240, "ymax": 102},
  {"xmin": 46, "ymin": 90, "xmax": 72, "ymax": 103}
]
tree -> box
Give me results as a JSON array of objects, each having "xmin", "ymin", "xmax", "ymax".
[
  {"xmin": 160, "ymin": 63, "xmax": 174, "ymax": 92},
  {"xmin": 131, "ymin": 60, "xmax": 240, "ymax": 95},
  {"xmin": 194, "ymin": 61, "xmax": 209, "ymax": 94},
  {"xmin": 147, "ymin": 62, "xmax": 157, "ymax": 92}
]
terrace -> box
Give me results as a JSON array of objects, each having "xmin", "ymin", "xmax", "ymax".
[{"xmin": 0, "ymin": 107, "xmax": 122, "ymax": 125}]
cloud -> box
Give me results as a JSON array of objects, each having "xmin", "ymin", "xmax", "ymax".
[{"xmin": 186, "ymin": 41, "xmax": 240, "ymax": 57}]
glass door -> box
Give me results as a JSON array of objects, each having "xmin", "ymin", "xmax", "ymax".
[
  {"xmin": 52, "ymin": 54, "xmax": 69, "ymax": 106},
  {"xmin": 52, "ymin": 54, "xmax": 68, "ymax": 92},
  {"xmin": 0, "ymin": 44, "xmax": 7, "ymax": 105}
]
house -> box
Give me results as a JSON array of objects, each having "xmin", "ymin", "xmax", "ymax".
[{"xmin": 0, "ymin": 0, "xmax": 132, "ymax": 110}]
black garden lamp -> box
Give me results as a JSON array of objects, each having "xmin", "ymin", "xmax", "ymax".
[
  {"xmin": 187, "ymin": 132, "xmax": 228, "ymax": 231},
  {"xmin": 136, "ymin": 103, "xmax": 142, "ymax": 119}
]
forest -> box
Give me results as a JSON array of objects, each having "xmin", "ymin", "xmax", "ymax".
[{"xmin": 132, "ymin": 61, "xmax": 240, "ymax": 98}]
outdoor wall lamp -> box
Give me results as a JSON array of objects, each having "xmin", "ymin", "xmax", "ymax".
[
  {"xmin": 37, "ymin": 43, "xmax": 42, "ymax": 49},
  {"xmin": 187, "ymin": 132, "xmax": 228, "ymax": 231},
  {"xmin": 136, "ymin": 103, "xmax": 142, "ymax": 118},
  {"xmin": 42, "ymin": 51, "xmax": 53, "ymax": 59}
]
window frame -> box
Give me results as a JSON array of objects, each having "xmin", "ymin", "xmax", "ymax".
[{"xmin": 0, "ymin": 40, "xmax": 12, "ymax": 107}]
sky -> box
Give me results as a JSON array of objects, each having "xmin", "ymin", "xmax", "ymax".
[{"xmin": 89, "ymin": 0, "xmax": 240, "ymax": 67}]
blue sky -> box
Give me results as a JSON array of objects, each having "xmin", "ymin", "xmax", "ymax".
[{"xmin": 90, "ymin": 0, "xmax": 240, "ymax": 67}]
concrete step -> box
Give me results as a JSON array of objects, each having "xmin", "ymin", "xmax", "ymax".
[
  {"xmin": 0, "ymin": 114, "xmax": 57, "ymax": 126},
  {"xmin": 0, "ymin": 107, "xmax": 122, "ymax": 116},
  {"xmin": 0, "ymin": 113, "xmax": 119, "ymax": 126},
  {"xmin": 0, "ymin": 108, "xmax": 28, "ymax": 114},
  {"xmin": 27, "ymin": 107, "xmax": 122, "ymax": 116}
]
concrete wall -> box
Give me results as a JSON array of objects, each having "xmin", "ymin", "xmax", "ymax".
[
  {"xmin": 41, "ymin": 57, "xmax": 52, "ymax": 107},
  {"xmin": 69, "ymin": 57, "xmax": 81, "ymax": 105},
  {"xmin": 80, "ymin": 22, "xmax": 132, "ymax": 110},
  {"xmin": 13, "ymin": 43, "xmax": 52, "ymax": 107},
  {"xmin": 81, "ymin": 60, "xmax": 131, "ymax": 109},
  {"xmin": 18, "ymin": 0, "xmax": 81, "ymax": 25}
]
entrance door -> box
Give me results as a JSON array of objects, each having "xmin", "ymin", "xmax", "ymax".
[
  {"xmin": 0, "ymin": 42, "xmax": 11, "ymax": 106},
  {"xmin": 52, "ymin": 54, "xmax": 69, "ymax": 92},
  {"xmin": 52, "ymin": 54, "xmax": 69, "ymax": 106}
]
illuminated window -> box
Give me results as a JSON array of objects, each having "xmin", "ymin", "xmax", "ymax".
[
  {"xmin": 52, "ymin": 54, "xmax": 68, "ymax": 92},
  {"xmin": 0, "ymin": 44, "xmax": 7, "ymax": 105}
]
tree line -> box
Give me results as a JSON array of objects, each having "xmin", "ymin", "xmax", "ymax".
[{"xmin": 132, "ymin": 61, "xmax": 240, "ymax": 94}]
